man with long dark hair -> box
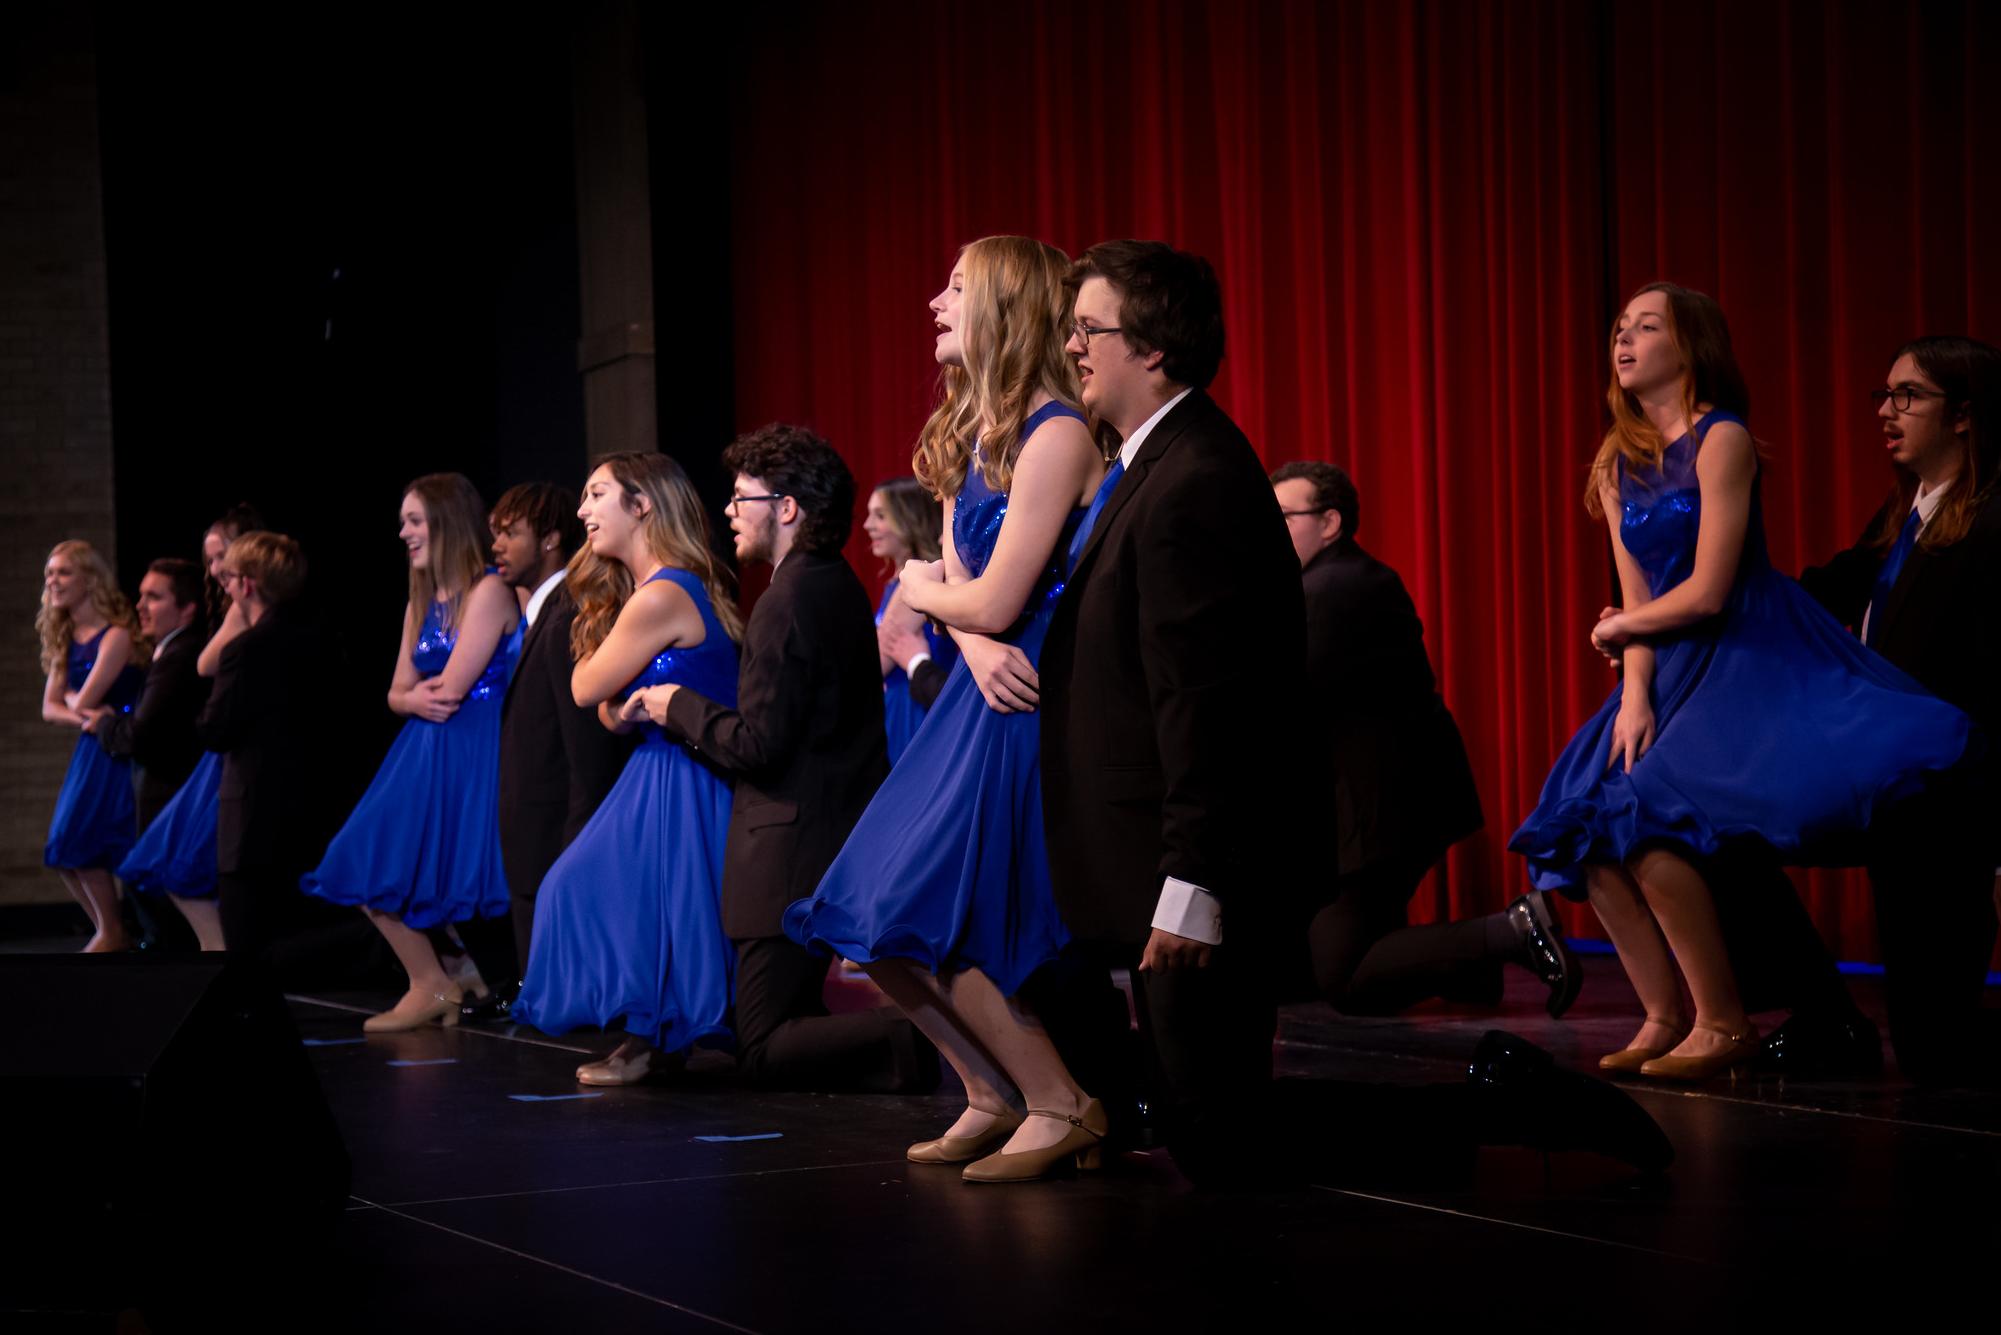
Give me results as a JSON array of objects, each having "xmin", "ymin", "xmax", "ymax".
[{"xmin": 1749, "ymin": 336, "xmax": 2001, "ymax": 1085}]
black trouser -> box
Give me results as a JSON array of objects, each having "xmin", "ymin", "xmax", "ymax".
[
  {"xmin": 453, "ymin": 913, "xmax": 521, "ymax": 996},
  {"xmin": 1306, "ymin": 855, "xmax": 1510, "ymax": 1015},
  {"xmin": 1868, "ymin": 785, "xmax": 1998, "ymax": 1086},
  {"xmin": 1715, "ymin": 788, "xmax": 1998, "ymax": 1086},
  {"xmin": 1076, "ymin": 935, "xmax": 1506, "ymax": 1188},
  {"xmin": 731, "ymin": 935, "xmax": 922, "ymax": 1091},
  {"xmin": 1711, "ymin": 847, "xmax": 1856, "ymax": 1017},
  {"xmin": 498, "ymin": 799, "xmax": 568, "ymax": 977}
]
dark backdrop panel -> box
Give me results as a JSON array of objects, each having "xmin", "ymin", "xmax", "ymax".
[{"xmin": 98, "ymin": 7, "xmax": 589, "ymax": 767}]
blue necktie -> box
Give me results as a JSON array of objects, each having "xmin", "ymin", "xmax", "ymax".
[
  {"xmin": 1064, "ymin": 459, "xmax": 1126, "ymax": 575},
  {"xmin": 1864, "ymin": 506, "xmax": 1921, "ymax": 648}
]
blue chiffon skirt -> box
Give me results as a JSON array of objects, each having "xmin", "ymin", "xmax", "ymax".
[
  {"xmin": 785, "ymin": 653, "xmax": 1069, "ymax": 998},
  {"xmin": 300, "ymin": 698, "xmax": 510, "ymax": 927},
  {"xmin": 45, "ymin": 732, "xmax": 136, "ymax": 871},
  {"xmin": 1510, "ymin": 567, "xmax": 1976, "ymax": 895},
  {"xmin": 513, "ymin": 734, "xmax": 735, "ymax": 1052},
  {"xmin": 118, "ymin": 751, "xmax": 221, "ymax": 898}
]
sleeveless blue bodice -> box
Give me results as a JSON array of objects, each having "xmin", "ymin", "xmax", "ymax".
[
  {"xmin": 67, "ymin": 627, "xmax": 144, "ymax": 709},
  {"xmin": 1618, "ymin": 410, "xmax": 1767, "ymax": 599},
  {"xmin": 953, "ymin": 401, "xmax": 1092, "ymax": 644},
  {"xmin": 412, "ymin": 589, "xmax": 520, "ymax": 702},
  {"xmin": 616, "ymin": 568, "xmax": 740, "ymax": 737}
]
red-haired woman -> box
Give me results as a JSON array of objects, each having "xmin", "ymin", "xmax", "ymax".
[{"xmin": 1512, "ymin": 285, "xmax": 1974, "ymax": 1081}]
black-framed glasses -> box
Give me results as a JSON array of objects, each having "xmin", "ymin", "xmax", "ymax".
[
  {"xmin": 1869, "ymin": 386, "xmax": 1943, "ymax": 412},
  {"xmin": 1069, "ymin": 322, "xmax": 1123, "ymax": 347},
  {"xmin": 1278, "ymin": 507, "xmax": 1333, "ymax": 520},
  {"xmin": 725, "ymin": 492, "xmax": 786, "ymax": 513}
]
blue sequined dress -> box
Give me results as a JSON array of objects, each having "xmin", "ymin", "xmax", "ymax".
[
  {"xmin": 1510, "ymin": 411, "xmax": 1975, "ymax": 894},
  {"xmin": 301, "ymin": 590, "xmax": 520, "ymax": 927},
  {"xmin": 877, "ymin": 576, "xmax": 959, "ymax": 765},
  {"xmin": 786, "ymin": 403, "xmax": 1110, "ymax": 996},
  {"xmin": 44, "ymin": 627, "xmax": 145, "ymax": 870},
  {"xmin": 118, "ymin": 751, "xmax": 222, "ymax": 899},
  {"xmin": 513, "ymin": 568, "xmax": 740, "ymax": 1052}
]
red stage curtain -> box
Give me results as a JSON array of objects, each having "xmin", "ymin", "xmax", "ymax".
[
  {"xmin": 1607, "ymin": 0, "xmax": 2001, "ymax": 958},
  {"xmin": 729, "ymin": 0, "xmax": 1999, "ymax": 962}
]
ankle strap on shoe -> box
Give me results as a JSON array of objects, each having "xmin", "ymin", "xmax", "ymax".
[{"xmin": 1026, "ymin": 1107, "xmax": 1100, "ymax": 1136}]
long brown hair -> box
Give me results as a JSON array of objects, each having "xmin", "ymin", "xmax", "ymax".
[
  {"xmin": 1867, "ymin": 335, "xmax": 2001, "ymax": 553},
  {"xmin": 402, "ymin": 473, "xmax": 491, "ymax": 642},
  {"xmin": 1586, "ymin": 282, "xmax": 1751, "ymax": 516},
  {"xmin": 873, "ymin": 475, "xmax": 943, "ymax": 572},
  {"xmin": 914, "ymin": 236, "xmax": 1086, "ymax": 500},
  {"xmin": 568, "ymin": 452, "xmax": 744, "ymax": 661},
  {"xmin": 37, "ymin": 540, "xmax": 147, "ymax": 674}
]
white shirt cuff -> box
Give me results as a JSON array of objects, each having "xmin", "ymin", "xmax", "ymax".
[
  {"xmin": 904, "ymin": 651, "xmax": 933, "ymax": 677},
  {"xmin": 1151, "ymin": 877, "xmax": 1222, "ymax": 946}
]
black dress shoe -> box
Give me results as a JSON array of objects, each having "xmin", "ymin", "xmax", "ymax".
[
  {"xmin": 1468, "ymin": 1029, "xmax": 1674, "ymax": 1173},
  {"xmin": 1506, "ymin": 892, "xmax": 1583, "ymax": 1018},
  {"xmin": 1755, "ymin": 1012, "xmax": 1883, "ymax": 1079},
  {"xmin": 459, "ymin": 986, "xmax": 518, "ymax": 1025}
]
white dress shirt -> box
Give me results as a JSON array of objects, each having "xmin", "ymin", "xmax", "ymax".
[
  {"xmin": 1118, "ymin": 387, "xmax": 1192, "ymax": 470},
  {"xmin": 523, "ymin": 569, "xmax": 565, "ymax": 628}
]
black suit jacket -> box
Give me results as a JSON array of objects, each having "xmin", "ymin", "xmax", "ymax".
[
  {"xmin": 497, "ymin": 583, "xmax": 634, "ymax": 894},
  {"xmin": 664, "ymin": 551, "xmax": 889, "ymax": 939},
  {"xmin": 96, "ymin": 624, "xmax": 209, "ymax": 825},
  {"xmin": 195, "ymin": 603, "xmax": 338, "ymax": 876},
  {"xmin": 1041, "ymin": 390, "xmax": 1310, "ymax": 947},
  {"xmin": 908, "ymin": 656, "xmax": 949, "ymax": 710},
  {"xmin": 1301, "ymin": 541, "xmax": 1483, "ymax": 878},
  {"xmin": 1798, "ymin": 489, "xmax": 2001, "ymax": 742}
]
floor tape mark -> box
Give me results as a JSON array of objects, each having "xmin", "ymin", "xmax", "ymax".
[{"xmin": 509, "ymin": 1092, "xmax": 606, "ymax": 1103}]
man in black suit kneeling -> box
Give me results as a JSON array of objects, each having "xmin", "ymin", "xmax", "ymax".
[
  {"xmin": 634, "ymin": 425, "xmax": 933, "ymax": 1092},
  {"xmin": 1271, "ymin": 460, "xmax": 1578, "ymax": 1018}
]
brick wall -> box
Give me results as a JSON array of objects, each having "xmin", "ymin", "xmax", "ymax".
[{"xmin": 0, "ymin": 8, "xmax": 119, "ymax": 907}]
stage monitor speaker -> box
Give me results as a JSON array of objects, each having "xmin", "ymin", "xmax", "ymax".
[{"xmin": 0, "ymin": 953, "xmax": 349, "ymax": 1329}]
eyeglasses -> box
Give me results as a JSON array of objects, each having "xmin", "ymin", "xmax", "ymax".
[
  {"xmin": 1869, "ymin": 386, "xmax": 1944, "ymax": 412},
  {"xmin": 1069, "ymin": 322, "xmax": 1123, "ymax": 348},
  {"xmin": 1278, "ymin": 507, "xmax": 1333, "ymax": 520},
  {"xmin": 725, "ymin": 492, "xmax": 786, "ymax": 513}
]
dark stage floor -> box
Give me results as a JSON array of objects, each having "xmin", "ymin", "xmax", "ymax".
[
  {"xmin": 289, "ymin": 960, "xmax": 2000, "ymax": 1331},
  {"xmin": 10, "ymin": 928, "xmax": 2001, "ymax": 1331}
]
